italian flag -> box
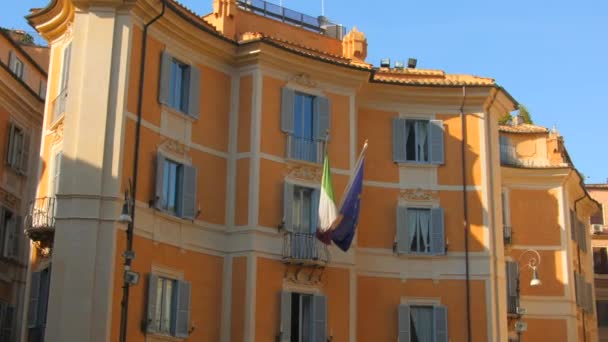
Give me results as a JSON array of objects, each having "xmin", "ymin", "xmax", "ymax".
[{"xmin": 316, "ymin": 151, "xmax": 338, "ymax": 244}]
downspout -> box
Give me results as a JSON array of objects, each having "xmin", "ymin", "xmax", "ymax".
[
  {"xmin": 459, "ymin": 85, "xmax": 472, "ymax": 342},
  {"xmin": 119, "ymin": 1, "xmax": 166, "ymax": 342}
]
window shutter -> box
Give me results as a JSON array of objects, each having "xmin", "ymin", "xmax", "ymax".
[
  {"xmin": 311, "ymin": 294, "xmax": 327, "ymax": 342},
  {"xmin": 21, "ymin": 63, "xmax": 27, "ymax": 81},
  {"xmin": 578, "ymin": 220, "xmax": 587, "ymax": 252},
  {"xmin": 11, "ymin": 217, "xmax": 21, "ymax": 259},
  {"xmin": 313, "ymin": 96, "xmax": 330, "ymax": 141},
  {"xmin": 434, "ymin": 305, "xmax": 448, "ymax": 342},
  {"xmin": 587, "ymin": 282, "xmax": 594, "ymax": 313},
  {"xmin": 0, "ymin": 305, "xmax": 13, "ymax": 342},
  {"xmin": 506, "ymin": 261, "xmax": 519, "ymax": 311},
  {"xmin": 38, "ymin": 267, "xmax": 51, "ymax": 327},
  {"xmin": 158, "ymin": 51, "xmax": 172, "ymax": 105},
  {"xmin": 155, "ymin": 153, "xmax": 165, "ymax": 210},
  {"xmin": 429, "ymin": 120, "xmax": 445, "ymax": 164},
  {"xmin": 283, "ymin": 182, "xmax": 294, "ymax": 231},
  {"xmin": 8, "ymin": 51, "xmax": 15, "ymax": 71},
  {"xmin": 0, "ymin": 208, "xmax": 5, "ymax": 257},
  {"xmin": 310, "ymin": 188, "xmax": 320, "ymax": 234},
  {"xmin": 179, "ymin": 164, "xmax": 197, "ymax": 219},
  {"xmin": 146, "ymin": 274, "xmax": 159, "ymax": 333},
  {"xmin": 570, "ymin": 209, "xmax": 577, "ymax": 241},
  {"xmin": 396, "ymin": 206, "xmax": 409, "ymax": 254},
  {"xmin": 430, "ymin": 207, "xmax": 445, "ymax": 255},
  {"xmin": 281, "ymin": 88, "xmax": 295, "ymax": 133},
  {"xmin": 172, "ymin": 280, "xmax": 191, "ymax": 338},
  {"xmin": 280, "ymin": 291, "xmax": 292, "ymax": 342},
  {"xmin": 19, "ymin": 131, "xmax": 30, "ymax": 175},
  {"xmin": 3, "ymin": 214, "xmax": 15, "ymax": 258},
  {"xmin": 398, "ymin": 304, "xmax": 410, "ymax": 342},
  {"xmin": 187, "ymin": 65, "xmax": 201, "ymax": 119},
  {"xmin": 28, "ymin": 271, "xmax": 41, "ymax": 328},
  {"xmin": 61, "ymin": 43, "xmax": 72, "ymax": 91},
  {"xmin": 392, "ymin": 118, "xmax": 406, "ymax": 162},
  {"xmin": 6, "ymin": 123, "xmax": 16, "ymax": 167}
]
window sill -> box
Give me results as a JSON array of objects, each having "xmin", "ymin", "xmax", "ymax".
[
  {"xmin": 153, "ymin": 207, "xmax": 193, "ymax": 224},
  {"xmin": 395, "ymin": 161, "xmax": 440, "ymax": 168},
  {"xmin": 394, "ymin": 252, "xmax": 447, "ymax": 258},
  {"xmin": 161, "ymin": 104, "xmax": 195, "ymax": 122},
  {"xmin": 49, "ymin": 114, "xmax": 65, "ymax": 131},
  {"xmin": 145, "ymin": 333, "xmax": 184, "ymax": 342},
  {"xmin": 286, "ymin": 157, "xmax": 322, "ymax": 167}
]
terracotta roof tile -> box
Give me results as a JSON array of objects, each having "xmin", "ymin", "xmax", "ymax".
[
  {"xmin": 372, "ymin": 68, "xmax": 495, "ymax": 87},
  {"xmin": 587, "ymin": 183, "xmax": 608, "ymax": 189},
  {"xmin": 499, "ymin": 124, "xmax": 549, "ymax": 134}
]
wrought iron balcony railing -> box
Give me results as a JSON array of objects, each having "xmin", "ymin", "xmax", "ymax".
[
  {"xmin": 500, "ymin": 144, "xmax": 520, "ymax": 166},
  {"xmin": 507, "ymin": 295, "xmax": 519, "ymax": 316},
  {"xmin": 24, "ymin": 197, "xmax": 56, "ymax": 246},
  {"xmin": 282, "ymin": 232, "xmax": 329, "ymax": 265},
  {"xmin": 52, "ymin": 88, "xmax": 68, "ymax": 124},
  {"xmin": 286, "ymin": 135, "xmax": 324, "ymax": 164}
]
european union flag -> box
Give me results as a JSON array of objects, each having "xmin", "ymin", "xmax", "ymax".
[{"xmin": 331, "ymin": 159, "xmax": 364, "ymax": 252}]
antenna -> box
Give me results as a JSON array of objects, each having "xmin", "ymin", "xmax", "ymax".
[{"xmin": 321, "ymin": 0, "xmax": 325, "ymax": 16}]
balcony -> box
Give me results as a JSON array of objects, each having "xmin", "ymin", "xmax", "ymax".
[
  {"xmin": 52, "ymin": 88, "xmax": 67, "ymax": 124},
  {"xmin": 24, "ymin": 197, "xmax": 56, "ymax": 248},
  {"xmin": 286, "ymin": 135, "xmax": 324, "ymax": 164},
  {"xmin": 500, "ymin": 144, "xmax": 520, "ymax": 166},
  {"xmin": 237, "ymin": 0, "xmax": 346, "ymax": 39},
  {"xmin": 282, "ymin": 232, "xmax": 329, "ymax": 266}
]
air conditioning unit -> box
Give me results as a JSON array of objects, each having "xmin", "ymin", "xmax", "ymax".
[
  {"xmin": 514, "ymin": 321, "xmax": 528, "ymax": 332},
  {"xmin": 592, "ymin": 224, "xmax": 604, "ymax": 234}
]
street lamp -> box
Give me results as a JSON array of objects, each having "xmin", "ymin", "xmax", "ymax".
[{"xmin": 519, "ymin": 249, "xmax": 542, "ymax": 287}]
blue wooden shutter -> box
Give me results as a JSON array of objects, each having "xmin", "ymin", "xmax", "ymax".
[
  {"xmin": 19, "ymin": 131, "xmax": 30, "ymax": 175},
  {"xmin": 179, "ymin": 164, "xmax": 197, "ymax": 219},
  {"xmin": 172, "ymin": 280, "xmax": 191, "ymax": 338},
  {"xmin": 281, "ymin": 88, "xmax": 295, "ymax": 133},
  {"xmin": 392, "ymin": 118, "xmax": 406, "ymax": 162},
  {"xmin": 280, "ymin": 291, "xmax": 292, "ymax": 342},
  {"xmin": 310, "ymin": 189, "xmax": 320, "ymax": 234},
  {"xmin": 283, "ymin": 182, "xmax": 294, "ymax": 231},
  {"xmin": 187, "ymin": 65, "xmax": 201, "ymax": 119},
  {"xmin": 28, "ymin": 271, "xmax": 41, "ymax": 328},
  {"xmin": 155, "ymin": 153, "xmax": 165, "ymax": 210},
  {"xmin": 434, "ymin": 305, "xmax": 448, "ymax": 342},
  {"xmin": 430, "ymin": 208, "xmax": 445, "ymax": 255},
  {"xmin": 311, "ymin": 294, "xmax": 327, "ymax": 342},
  {"xmin": 146, "ymin": 274, "xmax": 159, "ymax": 333},
  {"xmin": 398, "ymin": 304, "xmax": 410, "ymax": 342},
  {"xmin": 6, "ymin": 123, "xmax": 15, "ymax": 167},
  {"xmin": 313, "ymin": 96, "xmax": 330, "ymax": 141},
  {"xmin": 159, "ymin": 51, "xmax": 172, "ymax": 105},
  {"xmin": 396, "ymin": 206, "xmax": 409, "ymax": 254},
  {"xmin": 429, "ymin": 120, "xmax": 445, "ymax": 164}
]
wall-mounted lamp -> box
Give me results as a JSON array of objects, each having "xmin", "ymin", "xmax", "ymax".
[{"xmin": 519, "ymin": 249, "xmax": 542, "ymax": 287}]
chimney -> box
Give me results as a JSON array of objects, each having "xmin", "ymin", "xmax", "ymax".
[{"xmin": 342, "ymin": 27, "xmax": 367, "ymax": 64}]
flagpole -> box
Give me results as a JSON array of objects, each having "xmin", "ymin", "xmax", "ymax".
[{"xmin": 338, "ymin": 140, "xmax": 368, "ymax": 208}]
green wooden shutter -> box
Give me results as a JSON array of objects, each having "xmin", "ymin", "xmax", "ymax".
[
  {"xmin": 187, "ymin": 65, "xmax": 201, "ymax": 119},
  {"xmin": 155, "ymin": 153, "xmax": 165, "ymax": 210},
  {"xmin": 146, "ymin": 274, "xmax": 159, "ymax": 333},
  {"xmin": 28, "ymin": 271, "xmax": 41, "ymax": 328},
  {"xmin": 172, "ymin": 280, "xmax": 191, "ymax": 338},
  {"xmin": 19, "ymin": 131, "xmax": 30, "ymax": 175},
  {"xmin": 398, "ymin": 304, "xmax": 410, "ymax": 342},
  {"xmin": 313, "ymin": 96, "xmax": 330, "ymax": 141},
  {"xmin": 6, "ymin": 123, "xmax": 15, "ymax": 167},
  {"xmin": 392, "ymin": 118, "xmax": 406, "ymax": 162},
  {"xmin": 429, "ymin": 120, "xmax": 445, "ymax": 164},
  {"xmin": 158, "ymin": 51, "xmax": 172, "ymax": 105},
  {"xmin": 430, "ymin": 207, "xmax": 445, "ymax": 255},
  {"xmin": 396, "ymin": 206, "xmax": 409, "ymax": 254},
  {"xmin": 281, "ymin": 88, "xmax": 295, "ymax": 133},
  {"xmin": 280, "ymin": 291, "xmax": 292, "ymax": 342},
  {"xmin": 434, "ymin": 305, "xmax": 448, "ymax": 342},
  {"xmin": 283, "ymin": 182, "xmax": 294, "ymax": 231},
  {"xmin": 311, "ymin": 294, "xmax": 327, "ymax": 342},
  {"xmin": 179, "ymin": 164, "xmax": 197, "ymax": 219}
]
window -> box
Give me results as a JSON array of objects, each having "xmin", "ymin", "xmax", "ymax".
[
  {"xmin": 0, "ymin": 208, "xmax": 19, "ymax": 259},
  {"xmin": 146, "ymin": 274, "xmax": 191, "ymax": 337},
  {"xmin": 279, "ymin": 291, "xmax": 326, "ymax": 342},
  {"xmin": 280, "ymin": 88, "xmax": 330, "ymax": 164},
  {"xmin": 284, "ymin": 183, "xmax": 319, "ymax": 234},
  {"xmin": 398, "ymin": 304, "xmax": 447, "ymax": 342},
  {"xmin": 0, "ymin": 301, "xmax": 14, "ymax": 342},
  {"xmin": 8, "ymin": 52, "xmax": 24, "ymax": 80},
  {"xmin": 6, "ymin": 122, "xmax": 30, "ymax": 175},
  {"xmin": 155, "ymin": 154, "xmax": 197, "ymax": 219},
  {"xmin": 51, "ymin": 151, "xmax": 62, "ymax": 197},
  {"xmin": 506, "ymin": 261, "xmax": 520, "ymax": 314},
  {"xmin": 38, "ymin": 81, "xmax": 47, "ymax": 100},
  {"xmin": 60, "ymin": 43, "xmax": 72, "ymax": 92},
  {"xmin": 393, "ymin": 118, "xmax": 444, "ymax": 164},
  {"xmin": 28, "ymin": 266, "xmax": 51, "ymax": 342},
  {"xmin": 591, "ymin": 204, "xmax": 604, "ymax": 225},
  {"xmin": 395, "ymin": 206, "xmax": 445, "ymax": 255},
  {"xmin": 597, "ymin": 301, "xmax": 608, "ymax": 327},
  {"xmin": 594, "ymin": 247, "xmax": 608, "ymax": 274},
  {"xmin": 159, "ymin": 52, "xmax": 200, "ymax": 118}
]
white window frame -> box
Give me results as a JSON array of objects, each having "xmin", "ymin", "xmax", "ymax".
[{"xmin": 10, "ymin": 57, "xmax": 24, "ymax": 79}]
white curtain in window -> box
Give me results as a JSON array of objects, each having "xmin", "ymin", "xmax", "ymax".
[
  {"xmin": 408, "ymin": 209, "xmax": 417, "ymax": 248},
  {"xmin": 411, "ymin": 307, "xmax": 433, "ymax": 342},
  {"xmin": 417, "ymin": 121, "xmax": 428, "ymax": 162},
  {"xmin": 418, "ymin": 210, "xmax": 430, "ymax": 252}
]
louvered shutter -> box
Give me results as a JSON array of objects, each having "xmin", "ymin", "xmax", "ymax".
[
  {"xmin": 3, "ymin": 214, "xmax": 15, "ymax": 258},
  {"xmin": 28, "ymin": 271, "xmax": 41, "ymax": 328},
  {"xmin": 398, "ymin": 304, "xmax": 410, "ymax": 342},
  {"xmin": 61, "ymin": 43, "xmax": 72, "ymax": 91},
  {"xmin": 311, "ymin": 294, "xmax": 327, "ymax": 342},
  {"xmin": 0, "ymin": 305, "xmax": 13, "ymax": 342},
  {"xmin": 6, "ymin": 123, "xmax": 15, "ymax": 167},
  {"xmin": 578, "ymin": 220, "xmax": 587, "ymax": 252},
  {"xmin": 155, "ymin": 153, "xmax": 165, "ymax": 210},
  {"xmin": 434, "ymin": 305, "xmax": 448, "ymax": 342},
  {"xmin": 179, "ymin": 164, "xmax": 197, "ymax": 219},
  {"xmin": 280, "ymin": 291, "xmax": 292, "ymax": 342},
  {"xmin": 172, "ymin": 280, "xmax": 191, "ymax": 338},
  {"xmin": 429, "ymin": 120, "xmax": 445, "ymax": 164},
  {"xmin": 187, "ymin": 65, "xmax": 201, "ymax": 119},
  {"xmin": 396, "ymin": 206, "xmax": 409, "ymax": 254},
  {"xmin": 158, "ymin": 51, "xmax": 172, "ymax": 105},
  {"xmin": 146, "ymin": 274, "xmax": 159, "ymax": 333},
  {"xmin": 11, "ymin": 216, "xmax": 21, "ymax": 259},
  {"xmin": 313, "ymin": 96, "xmax": 330, "ymax": 140},
  {"xmin": 310, "ymin": 189, "xmax": 320, "ymax": 234},
  {"xmin": 8, "ymin": 51, "xmax": 15, "ymax": 71},
  {"xmin": 19, "ymin": 131, "xmax": 30, "ymax": 175},
  {"xmin": 38, "ymin": 267, "xmax": 51, "ymax": 326},
  {"xmin": 506, "ymin": 261, "xmax": 519, "ymax": 312},
  {"xmin": 392, "ymin": 118, "xmax": 406, "ymax": 162},
  {"xmin": 0, "ymin": 208, "xmax": 5, "ymax": 257},
  {"xmin": 283, "ymin": 182, "xmax": 294, "ymax": 231},
  {"xmin": 281, "ymin": 88, "xmax": 295, "ymax": 133},
  {"xmin": 570, "ymin": 209, "xmax": 577, "ymax": 241},
  {"xmin": 430, "ymin": 207, "xmax": 445, "ymax": 255}
]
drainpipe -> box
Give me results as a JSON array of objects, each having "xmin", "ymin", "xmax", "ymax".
[
  {"xmin": 119, "ymin": 1, "xmax": 166, "ymax": 341},
  {"xmin": 459, "ymin": 85, "xmax": 472, "ymax": 342}
]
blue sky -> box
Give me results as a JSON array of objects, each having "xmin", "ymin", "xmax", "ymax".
[{"xmin": 5, "ymin": 0, "xmax": 608, "ymax": 183}]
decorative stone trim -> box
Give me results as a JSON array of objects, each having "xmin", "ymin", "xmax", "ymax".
[{"xmin": 399, "ymin": 188, "xmax": 438, "ymax": 202}]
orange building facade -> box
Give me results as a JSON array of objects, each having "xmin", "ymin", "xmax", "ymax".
[
  {"xmin": 23, "ymin": 0, "xmax": 597, "ymax": 341},
  {"xmin": 0, "ymin": 28, "xmax": 47, "ymax": 342},
  {"xmin": 587, "ymin": 184, "xmax": 608, "ymax": 341}
]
